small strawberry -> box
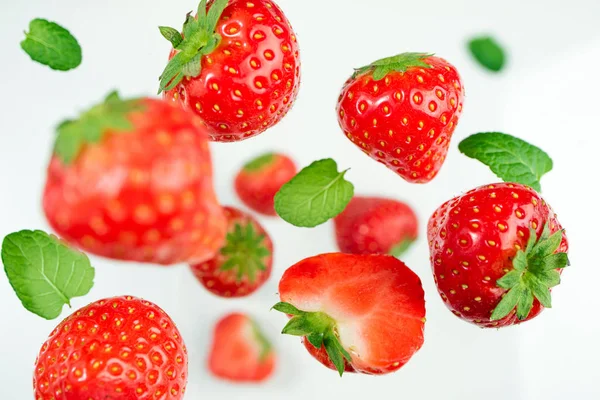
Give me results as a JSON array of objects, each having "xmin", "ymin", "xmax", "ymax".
[
  {"xmin": 159, "ymin": 0, "xmax": 301, "ymax": 142},
  {"xmin": 33, "ymin": 296, "xmax": 188, "ymax": 399},
  {"xmin": 208, "ymin": 313, "xmax": 276, "ymax": 383},
  {"xmin": 235, "ymin": 152, "xmax": 297, "ymax": 216},
  {"xmin": 273, "ymin": 253, "xmax": 425, "ymax": 376},
  {"xmin": 337, "ymin": 53, "xmax": 464, "ymax": 183},
  {"xmin": 427, "ymin": 183, "xmax": 569, "ymax": 328},
  {"xmin": 334, "ymin": 196, "xmax": 418, "ymax": 256},
  {"xmin": 43, "ymin": 92, "xmax": 227, "ymax": 265},
  {"xmin": 190, "ymin": 206, "xmax": 273, "ymax": 297}
]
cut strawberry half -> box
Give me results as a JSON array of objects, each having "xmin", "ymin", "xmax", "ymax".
[{"xmin": 273, "ymin": 253, "xmax": 426, "ymax": 375}]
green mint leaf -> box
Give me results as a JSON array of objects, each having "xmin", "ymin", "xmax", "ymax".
[
  {"xmin": 1, "ymin": 230, "xmax": 95, "ymax": 320},
  {"xmin": 491, "ymin": 284, "xmax": 524, "ymax": 321},
  {"xmin": 389, "ymin": 238, "xmax": 415, "ymax": 258},
  {"xmin": 274, "ymin": 159, "xmax": 354, "ymax": 228},
  {"xmin": 354, "ymin": 52, "xmax": 433, "ymax": 81},
  {"xmin": 272, "ymin": 302, "xmax": 304, "ymax": 316},
  {"xmin": 497, "ymin": 270, "xmax": 521, "ymax": 289},
  {"xmin": 468, "ymin": 36, "xmax": 506, "ymax": 72},
  {"xmin": 243, "ymin": 153, "xmax": 276, "ymax": 172},
  {"xmin": 21, "ymin": 18, "xmax": 82, "ymax": 71},
  {"xmin": 159, "ymin": 26, "xmax": 183, "ymax": 48},
  {"xmin": 54, "ymin": 91, "xmax": 144, "ymax": 164},
  {"xmin": 458, "ymin": 132, "xmax": 553, "ymax": 192},
  {"xmin": 516, "ymin": 287, "xmax": 534, "ymax": 320}
]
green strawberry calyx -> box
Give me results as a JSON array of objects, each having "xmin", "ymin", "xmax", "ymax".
[
  {"xmin": 250, "ymin": 318, "xmax": 273, "ymax": 362},
  {"xmin": 243, "ymin": 153, "xmax": 277, "ymax": 172},
  {"xmin": 491, "ymin": 223, "xmax": 569, "ymax": 321},
  {"xmin": 353, "ymin": 52, "xmax": 434, "ymax": 81},
  {"xmin": 272, "ymin": 302, "xmax": 351, "ymax": 376},
  {"xmin": 219, "ymin": 222, "xmax": 270, "ymax": 283},
  {"xmin": 54, "ymin": 91, "xmax": 144, "ymax": 165},
  {"xmin": 157, "ymin": 0, "xmax": 229, "ymax": 93},
  {"xmin": 389, "ymin": 238, "xmax": 415, "ymax": 258}
]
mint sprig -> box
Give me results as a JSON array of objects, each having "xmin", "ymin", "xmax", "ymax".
[
  {"xmin": 21, "ymin": 18, "xmax": 82, "ymax": 71},
  {"xmin": 274, "ymin": 159, "xmax": 354, "ymax": 228},
  {"xmin": 54, "ymin": 91, "xmax": 145, "ymax": 164},
  {"xmin": 458, "ymin": 132, "xmax": 553, "ymax": 192},
  {"xmin": 272, "ymin": 302, "xmax": 351, "ymax": 376},
  {"xmin": 158, "ymin": 0, "xmax": 229, "ymax": 93},
  {"xmin": 2, "ymin": 230, "xmax": 95, "ymax": 320},
  {"xmin": 468, "ymin": 36, "xmax": 506, "ymax": 72},
  {"xmin": 491, "ymin": 224, "xmax": 568, "ymax": 321},
  {"xmin": 353, "ymin": 52, "xmax": 433, "ymax": 81}
]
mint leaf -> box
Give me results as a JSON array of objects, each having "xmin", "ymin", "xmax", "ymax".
[
  {"xmin": 458, "ymin": 132, "xmax": 553, "ymax": 192},
  {"xmin": 468, "ymin": 36, "xmax": 506, "ymax": 72},
  {"xmin": 21, "ymin": 18, "xmax": 82, "ymax": 71},
  {"xmin": 274, "ymin": 159, "xmax": 354, "ymax": 228},
  {"xmin": 1, "ymin": 230, "xmax": 95, "ymax": 320}
]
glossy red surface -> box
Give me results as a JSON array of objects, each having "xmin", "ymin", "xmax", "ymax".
[
  {"xmin": 337, "ymin": 56, "xmax": 464, "ymax": 183},
  {"xmin": 427, "ymin": 183, "xmax": 569, "ymax": 328},
  {"xmin": 165, "ymin": 0, "xmax": 301, "ymax": 142},
  {"xmin": 43, "ymin": 99, "xmax": 227, "ymax": 266},
  {"xmin": 33, "ymin": 296, "xmax": 188, "ymax": 400}
]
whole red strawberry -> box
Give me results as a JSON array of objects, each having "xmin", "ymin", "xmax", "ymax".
[
  {"xmin": 159, "ymin": 0, "xmax": 301, "ymax": 142},
  {"xmin": 33, "ymin": 296, "xmax": 188, "ymax": 400},
  {"xmin": 337, "ymin": 53, "xmax": 464, "ymax": 183},
  {"xmin": 208, "ymin": 313, "xmax": 276, "ymax": 382},
  {"xmin": 334, "ymin": 196, "xmax": 418, "ymax": 256},
  {"xmin": 273, "ymin": 253, "xmax": 425, "ymax": 376},
  {"xmin": 427, "ymin": 183, "xmax": 569, "ymax": 328},
  {"xmin": 43, "ymin": 92, "xmax": 227, "ymax": 266},
  {"xmin": 235, "ymin": 152, "xmax": 297, "ymax": 216},
  {"xmin": 190, "ymin": 206, "xmax": 273, "ymax": 297}
]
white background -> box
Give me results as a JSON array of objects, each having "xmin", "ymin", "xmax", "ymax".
[{"xmin": 1, "ymin": 0, "xmax": 599, "ymax": 398}]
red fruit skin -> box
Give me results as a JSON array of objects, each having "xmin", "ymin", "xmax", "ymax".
[
  {"xmin": 33, "ymin": 296, "xmax": 188, "ymax": 400},
  {"xmin": 337, "ymin": 56, "xmax": 464, "ymax": 183},
  {"xmin": 334, "ymin": 196, "xmax": 418, "ymax": 255},
  {"xmin": 427, "ymin": 183, "xmax": 569, "ymax": 328},
  {"xmin": 190, "ymin": 206, "xmax": 273, "ymax": 297},
  {"xmin": 235, "ymin": 153, "xmax": 297, "ymax": 216},
  {"xmin": 165, "ymin": 0, "xmax": 301, "ymax": 142},
  {"xmin": 279, "ymin": 253, "xmax": 425, "ymax": 375},
  {"xmin": 43, "ymin": 99, "xmax": 227, "ymax": 266},
  {"xmin": 208, "ymin": 313, "xmax": 276, "ymax": 383}
]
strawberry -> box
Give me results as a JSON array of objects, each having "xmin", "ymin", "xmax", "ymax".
[
  {"xmin": 208, "ymin": 313, "xmax": 276, "ymax": 382},
  {"xmin": 190, "ymin": 206, "xmax": 273, "ymax": 297},
  {"xmin": 273, "ymin": 253, "xmax": 425, "ymax": 375},
  {"xmin": 235, "ymin": 152, "xmax": 297, "ymax": 216},
  {"xmin": 334, "ymin": 196, "xmax": 418, "ymax": 256},
  {"xmin": 337, "ymin": 53, "xmax": 464, "ymax": 183},
  {"xmin": 427, "ymin": 183, "xmax": 569, "ymax": 328},
  {"xmin": 159, "ymin": 0, "xmax": 301, "ymax": 142},
  {"xmin": 33, "ymin": 296, "xmax": 188, "ymax": 399},
  {"xmin": 43, "ymin": 92, "xmax": 227, "ymax": 266}
]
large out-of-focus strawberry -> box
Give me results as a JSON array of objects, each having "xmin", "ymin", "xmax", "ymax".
[
  {"xmin": 428, "ymin": 183, "xmax": 569, "ymax": 328},
  {"xmin": 159, "ymin": 0, "xmax": 301, "ymax": 142},
  {"xmin": 190, "ymin": 206, "xmax": 273, "ymax": 297},
  {"xmin": 208, "ymin": 313, "xmax": 276, "ymax": 383},
  {"xmin": 273, "ymin": 253, "xmax": 425, "ymax": 376},
  {"xmin": 235, "ymin": 152, "xmax": 297, "ymax": 216},
  {"xmin": 43, "ymin": 92, "xmax": 227, "ymax": 266},
  {"xmin": 337, "ymin": 53, "xmax": 464, "ymax": 183},
  {"xmin": 334, "ymin": 196, "xmax": 418, "ymax": 256},
  {"xmin": 33, "ymin": 296, "xmax": 188, "ymax": 399}
]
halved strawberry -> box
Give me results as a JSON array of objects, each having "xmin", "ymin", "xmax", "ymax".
[
  {"xmin": 273, "ymin": 253, "xmax": 425, "ymax": 375},
  {"xmin": 208, "ymin": 313, "xmax": 276, "ymax": 383},
  {"xmin": 190, "ymin": 206, "xmax": 272, "ymax": 297}
]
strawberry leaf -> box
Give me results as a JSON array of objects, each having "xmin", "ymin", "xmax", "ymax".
[
  {"xmin": 21, "ymin": 18, "xmax": 82, "ymax": 71},
  {"xmin": 250, "ymin": 318, "xmax": 273, "ymax": 362},
  {"xmin": 274, "ymin": 159, "xmax": 354, "ymax": 228},
  {"xmin": 458, "ymin": 132, "xmax": 553, "ymax": 192},
  {"xmin": 354, "ymin": 52, "xmax": 433, "ymax": 81},
  {"xmin": 1, "ymin": 230, "xmax": 95, "ymax": 320},
  {"xmin": 243, "ymin": 153, "xmax": 276, "ymax": 172},
  {"xmin": 468, "ymin": 36, "xmax": 506, "ymax": 72},
  {"xmin": 491, "ymin": 284, "xmax": 523, "ymax": 321},
  {"xmin": 516, "ymin": 287, "xmax": 534, "ymax": 320},
  {"xmin": 389, "ymin": 238, "xmax": 415, "ymax": 258},
  {"xmin": 324, "ymin": 331, "xmax": 350, "ymax": 377},
  {"xmin": 159, "ymin": 26, "xmax": 183, "ymax": 48},
  {"xmin": 272, "ymin": 302, "xmax": 304, "ymax": 315},
  {"xmin": 218, "ymin": 222, "xmax": 270, "ymax": 284}
]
